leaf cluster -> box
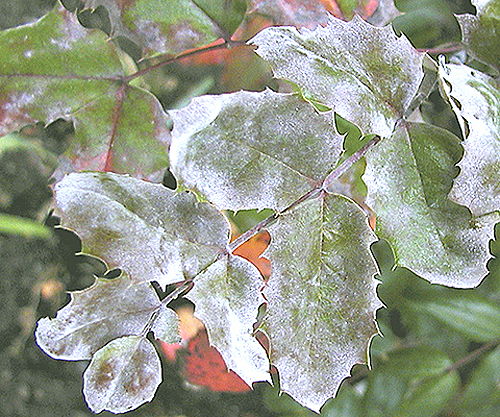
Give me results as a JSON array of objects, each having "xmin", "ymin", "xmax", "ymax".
[{"xmin": 1, "ymin": 0, "xmax": 500, "ymax": 416}]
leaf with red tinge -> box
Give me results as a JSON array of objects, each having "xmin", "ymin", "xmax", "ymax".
[
  {"xmin": 82, "ymin": 0, "xmax": 247, "ymax": 57},
  {"xmin": 0, "ymin": 5, "xmax": 170, "ymax": 180},
  {"xmin": 233, "ymin": 230, "xmax": 271, "ymax": 279},
  {"xmin": 248, "ymin": 0, "xmax": 381, "ymax": 28},
  {"xmin": 182, "ymin": 329, "xmax": 251, "ymax": 392}
]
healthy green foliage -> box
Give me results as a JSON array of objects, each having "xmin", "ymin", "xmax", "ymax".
[{"xmin": 0, "ymin": 0, "xmax": 498, "ymax": 415}]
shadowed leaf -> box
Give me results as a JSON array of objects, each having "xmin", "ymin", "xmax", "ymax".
[{"xmin": 82, "ymin": 0, "xmax": 247, "ymax": 57}]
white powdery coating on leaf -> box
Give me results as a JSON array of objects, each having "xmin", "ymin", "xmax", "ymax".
[
  {"xmin": 472, "ymin": 0, "xmax": 495, "ymax": 13},
  {"xmin": 54, "ymin": 172, "xmax": 229, "ymax": 289},
  {"xmin": 187, "ymin": 256, "xmax": 270, "ymax": 386},
  {"xmin": 35, "ymin": 275, "xmax": 163, "ymax": 360},
  {"xmin": 264, "ymin": 195, "xmax": 381, "ymax": 412},
  {"xmin": 251, "ymin": 15, "xmax": 424, "ymax": 137},
  {"xmin": 440, "ymin": 63, "xmax": 500, "ymax": 216},
  {"xmin": 151, "ymin": 305, "xmax": 180, "ymax": 344},
  {"xmin": 83, "ymin": 336, "xmax": 161, "ymax": 414},
  {"xmin": 364, "ymin": 123, "xmax": 498, "ymax": 288},
  {"xmin": 170, "ymin": 90, "xmax": 344, "ymax": 211}
]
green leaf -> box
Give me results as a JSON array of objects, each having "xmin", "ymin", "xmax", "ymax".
[
  {"xmin": 54, "ymin": 172, "xmax": 229, "ymax": 289},
  {"xmin": 363, "ymin": 346, "xmax": 459, "ymax": 417},
  {"xmin": 0, "ymin": 5, "xmax": 170, "ymax": 180},
  {"xmin": 35, "ymin": 273, "xmax": 178, "ymax": 360},
  {"xmin": 439, "ymin": 62, "xmax": 500, "ymax": 216},
  {"xmin": 459, "ymin": 346, "xmax": 500, "ymax": 414},
  {"xmin": 0, "ymin": 213, "xmax": 52, "ymax": 239},
  {"xmin": 186, "ymin": 254, "xmax": 270, "ymax": 386},
  {"xmin": 82, "ymin": 0, "xmax": 247, "ymax": 57},
  {"xmin": 396, "ymin": 373, "xmax": 460, "ymax": 417},
  {"xmin": 409, "ymin": 292, "xmax": 500, "ymax": 343},
  {"xmin": 83, "ymin": 335, "xmax": 161, "ymax": 414},
  {"xmin": 363, "ymin": 122, "xmax": 499, "ymax": 287},
  {"xmin": 170, "ymin": 90, "xmax": 344, "ymax": 211},
  {"xmin": 250, "ymin": 16, "xmax": 424, "ymax": 136},
  {"xmin": 321, "ymin": 383, "xmax": 363, "ymax": 417},
  {"xmin": 456, "ymin": 0, "xmax": 500, "ymax": 71},
  {"xmin": 264, "ymin": 194, "xmax": 381, "ymax": 412}
]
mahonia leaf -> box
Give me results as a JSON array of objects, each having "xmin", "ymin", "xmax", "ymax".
[
  {"xmin": 248, "ymin": 0, "xmax": 339, "ymax": 28},
  {"xmin": 364, "ymin": 122, "xmax": 499, "ymax": 287},
  {"xmin": 0, "ymin": 4, "xmax": 170, "ymax": 180},
  {"xmin": 82, "ymin": 0, "xmax": 247, "ymax": 57},
  {"xmin": 248, "ymin": 0, "xmax": 380, "ymax": 28},
  {"xmin": 83, "ymin": 335, "xmax": 161, "ymax": 413},
  {"xmin": 170, "ymin": 90, "xmax": 344, "ymax": 211},
  {"xmin": 363, "ymin": 346, "xmax": 460, "ymax": 417},
  {"xmin": 264, "ymin": 194, "xmax": 380, "ymax": 412},
  {"xmin": 250, "ymin": 16, "xmax": 423, "ymax": 136},
  {"xmin": 54, "ymin": 172, "xmax": 229, "ymax": 289},
  {"xmin": 439, "ymin": 62, "xmax": 500, "ymax": 216},
  {"xmin": 456, "ymin": 0, "xmax": 500, "ymax": 71},
  {"xmin": 53, "ymin": 171, "xmax": 269, "ymax": 387},
  {"xmin": 35, "ymin": 273, "xmax": 178, "ymax": 360},
  {"xmin": 186, "ymin": 254, "xmax": 270, "ymax": 386}
]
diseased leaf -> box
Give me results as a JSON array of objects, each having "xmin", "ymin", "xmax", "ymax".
[
  {"xmin": 54, "ymin": 172, "xmax": 229, "ymax": 289},
  {"xmin": 456, "ymin": 0, "xmax": 500, "ymax": 71},
  {"xmin": 248, "ymin": 0, "xmax": 339, "ymax": 28},
  {"xmin": 186, "ymin": 254, "xmax": 270, "ymax": 386},
  {"xmin": 364, "ymin": 122, "xmax": 499, "ymax": 287},
  {"xmin": 248, "ymin": 0, "xmax": 387, "ymax": 28},
  {"xmin": 250, "ymin": 16, "xmax": 423, "ymax": 136},
  {"xmin": 0, "ymin": 5, "xmax": 170, "ymax": 180},
  {"xmin": 35, "ymin": 273, "xmax": 178, "ymax": 360},
  {"xmin": 170, "ymin": 90, "xmax": 344, "ymax": 211},
  {"xmin": 82, "ymin": 0, "xmax": 247, "ymax": 57},
  {"xmin": 264, "ymin": 194, "xmax": 381, "ymax": 412},
  {"xmin": 62, "ymin": 84, "xmax": 170, "ymax": 180},
  {"xmin": 439, "ymin": 62, "xmax": 500, "ymax": 216},
  {"xmin": 83, "ymin": 335, "xmax": 161, "ymax": 414}
]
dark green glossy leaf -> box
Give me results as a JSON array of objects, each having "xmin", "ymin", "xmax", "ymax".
[
  {"xmin": 458, "ymin": 346, "xmax": 500, "ymax": 415},
  {"xmin": 410, "ymin": 292, "xmax": 500, "ymax": 343},
  {"xmin": 250, "ymin": 17, "xmax": 423, "ymax": 136},
  {"xmin": 264, "ymin": 194, "xmax": 381, "ymax": 412},
  {"xmin": 364, "ymin": 122, "xmax": 499, "ymax": 287},
  {"xmin": 363, "ymin": 346, "xmax": 459, "ymax": 417},
  {"xmin": 83, "ymin": 336, "xmax": 161, "ymax": 413},
  {"xmin": 83, "ymin": 0, "xmax": 247, "ymax": 57}
]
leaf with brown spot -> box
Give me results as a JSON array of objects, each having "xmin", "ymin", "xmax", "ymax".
[{"xmin": 83, "ymin": 336, "xmax": 161, "ymax": 414}]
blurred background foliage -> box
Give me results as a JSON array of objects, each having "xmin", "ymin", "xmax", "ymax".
[{"xmin": 1, "ymin": 0, "xmax": 500, "ymax": 416}]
